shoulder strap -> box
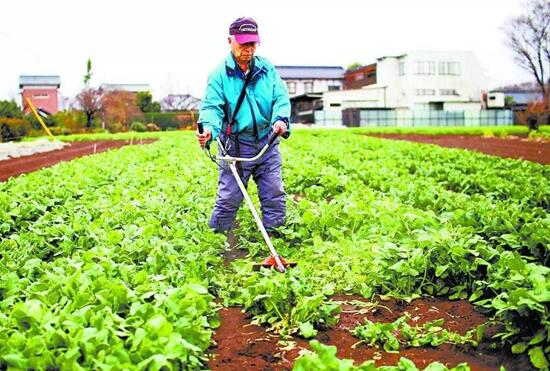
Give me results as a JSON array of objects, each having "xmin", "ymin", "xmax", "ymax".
[{"xmin": 226, "ymin": 58, "xmax": 255, "ymax": 135}]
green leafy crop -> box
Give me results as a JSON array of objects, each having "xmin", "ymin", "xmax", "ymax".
[
  {"xmin": 1, "ymin": 130, "xmax": 549, "ymax": 369},
  {"xmin": 351, "ymin": 315, "xmax": 481, "ymax": 352}
]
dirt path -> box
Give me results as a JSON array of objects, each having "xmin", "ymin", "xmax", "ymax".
[
  {"xmin": 0, "ymin": 139, "xmax": 157, "ymax": 181},
  {"xmin": 368, "ymin": 134, "xmax": 550, "ymax": 165},
  {"xmin": 208, "ymin": 295, "xmax": 532, "ymax": 370}
]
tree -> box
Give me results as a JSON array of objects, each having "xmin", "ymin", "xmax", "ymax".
[
  {"xmin": 505, "ymin": 0, "xmax": 550, "ymax": 98},
  {"xmin": 346, "ymin": 62, "xmax": 363, "ymax": 71},
  {"xmin": 504, "ymin": 95, "xmax": 516, "ymax": 108},
  {"xmin": 136, "ymin": 91, "xmax": 161, "ymax": 113},
  {"xmin": 83, "ymin": 58, "xmax": 93, "ymax": 86},
  {"xmin": 75, "ymin": 88, "xmax": 103, "ymax": 129},
  {"xmin": 0, "ymin": 100, "xmax": 23, "ymax": 119},
  {"xmin": 102, "ymin": 91, "xmax": 142, "ymax": 130},
  {"xmin": 160, "ymin": 94, "xmax": 201, "ymax": 111},
  {"xmin": 75, "ymin": 58, "xmax": 103, "ymax": 129}
]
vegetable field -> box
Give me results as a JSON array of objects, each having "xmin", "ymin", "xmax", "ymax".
[{"xmin": 1, "ymin": 130, "xmax": 549, "ymax": 370}]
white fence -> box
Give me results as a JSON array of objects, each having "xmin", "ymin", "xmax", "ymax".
[{"xmin": 314, "ymin": 109, "xmax": 514, "ymax": 127}]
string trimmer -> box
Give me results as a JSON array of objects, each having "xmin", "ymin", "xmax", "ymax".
[{"xmin": 198, "ymin": 123, "xmax": 296, "ymax": 272}]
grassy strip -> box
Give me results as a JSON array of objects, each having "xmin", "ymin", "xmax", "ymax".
[{"xmin": 349, "ymin": 125, "xmax": 550, "ymax": 136}]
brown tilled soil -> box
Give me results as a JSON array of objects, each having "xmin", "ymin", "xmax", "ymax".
[
  {"xmin": 208, "ymin": 295, "xmax": 533, "ymax": 371},
  {"xmin": 0, "ymin": 139, "xmax": 157, "ymax": 181},
  {"xmin": 367, "ymin": 134, "xmax": 550, "ymax": 165}
]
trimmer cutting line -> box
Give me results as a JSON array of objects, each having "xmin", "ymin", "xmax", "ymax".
[{"xmin": 198, "ymin": 123, "xmax": 296, "ymax": 273}]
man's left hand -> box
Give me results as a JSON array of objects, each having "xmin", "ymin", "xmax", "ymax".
[{"xmin": 273, "ymin": 120, "xmax": 287, "ymax": 135}]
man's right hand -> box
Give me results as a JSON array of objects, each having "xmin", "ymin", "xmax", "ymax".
[{"xmin": 196, "ymin": 128, "xmax": 212, "ymax": 148}]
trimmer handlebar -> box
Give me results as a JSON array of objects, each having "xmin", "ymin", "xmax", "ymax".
[
  {"xmin": 267, "ymin": 130, "xmax": 290, "ymax": 147},
  {"xmin": 218, "ymin": 131, "xmax": 289, "ymax": 163},
  {"xmin": 197, "ymin": 123, "xmax": 210, "ymax": 150},
  {"xmin": 198, "ymin": 122, "xmax": 290, "ymax": 162}
]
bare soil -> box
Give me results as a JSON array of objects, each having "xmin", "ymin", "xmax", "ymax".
[
  {"xmin": 0, "ymin": 140, "xmax": 157, "ymax": 181},
  {"xmin": 223, "ymin": 230, "xmax": 250, "ymax": 266},
  {"xmin": 208, "ymin": 295, "xmax": 533, "ymax": 371},
  {"xmin": 368, "ymin": 134, "xmax": 550, "ymax": 165}
]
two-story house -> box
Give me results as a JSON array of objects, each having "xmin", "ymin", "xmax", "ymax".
[
  {"xmin": 320, "ymin": 51, "xmax": 489, "ymax": 126},
  {"xmin": 325, "ymin": 51, "xmax": 487, "ymax": 111},
  {"xmin": 275, "ymin": 66, "xmax": 344, "ymax": 123}
]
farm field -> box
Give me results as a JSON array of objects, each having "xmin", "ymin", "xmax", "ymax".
[
  {"xmin": 364, "ymin": 131, "xmax": 550, "ymax": 165},
  {"xmin": 0, "ymin": 140, "xmax": 157, "ymax": 182},
  {"xmin": 1, "ymin": 130, "xmax": 549, "ymax": 370}
]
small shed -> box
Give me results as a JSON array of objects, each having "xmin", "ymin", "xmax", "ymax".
[{"xmin": 19, "ymin": 75, "xmax": 61, "ymax": 115}]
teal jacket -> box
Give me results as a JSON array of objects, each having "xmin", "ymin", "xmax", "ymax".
[{"xmin": 198, "ymin": 53, "xmax": 291, "ymax": 142}]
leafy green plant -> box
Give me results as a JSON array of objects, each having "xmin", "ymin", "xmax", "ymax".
[
  {"xmin": 293, "ymin": 340, "xmax": 471, "ymax": 371},
  {"xmin": 1, "ymin": 130, "xmax": 549, "ymax": 368},
  {"xmin": 351, "ymin": 315, "xmax": 481, "ymax": 352}
]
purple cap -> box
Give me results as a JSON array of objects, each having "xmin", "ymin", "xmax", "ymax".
[{"xmin": 229, "ymin": 17, "xmax": 260, "ymax": 44}]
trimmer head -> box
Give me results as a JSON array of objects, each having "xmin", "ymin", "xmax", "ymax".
[{"xmin": 253, "ymin": 255, "xmax": 298, "ymax": 272}]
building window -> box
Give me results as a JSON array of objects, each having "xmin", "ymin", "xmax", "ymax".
[
  {"xmin": 33, "ymin": 94, "xmax": 50, "ymax": 100},
  {"xmin": 328, "ymin": 85, "xmax": 340, "ymax": 91},
  {"xmin": 354, "ymin": 73, "xmax": 364, "ymax": 81},
  {"xmin": 399, "ymin": 61, "xmax": 405, "ymax": 76},
  {"xmin": 286, "ymin": 81, "xmax": 296, "ymax": 94},
  {"xmin": 329, "ymin": 103, "xmax": 341, "ymax": 107},
  {"xmin": 439, "ymin": 62, "xmax": 460, "ymax": 75},
  {"xmin": 304, "ymin": 81, "xmax": 313, "ymax": 93},
  {"xmin": 416, "ymin": 89, "xmax": 436, "ymax": 96},
  {"xmin": 415, "ymin": 61, "xmax": 436, "ymax": 75},
  {"xmin": 440, "ymin": 89, "xmax": 459, "ymax": 96}
]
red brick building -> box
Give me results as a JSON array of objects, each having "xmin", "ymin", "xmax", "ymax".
[
  {"xmin": 20, "ymin": 75, "xmax": 61, "ymax": 115},
  {"xmin": 344, "ymin": 63, "xmax": 377, "ymax": 89}
]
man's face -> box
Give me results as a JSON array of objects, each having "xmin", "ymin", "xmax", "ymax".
[{"xmin": 229, "ymin": 37, "xmax": 257, "ymax": 66}]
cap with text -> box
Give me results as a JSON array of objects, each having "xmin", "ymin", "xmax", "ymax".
[{"xmin": 229, "ymin": 17, "xmax": 260, "ymax": 44}]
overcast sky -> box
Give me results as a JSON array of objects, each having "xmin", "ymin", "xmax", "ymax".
[{"xmin": 2, "ymin": 0, "xmax": 532, "ymax": 103}]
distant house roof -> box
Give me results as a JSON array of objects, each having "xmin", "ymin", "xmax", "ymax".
[
  {"xmin": 376, "ymin": 54, "xmax": 406, "ymax": 61},
  {"xmin": 275, "ymin": 66, "xmax": 344, "ymax": 80},
  {"xmin": 100, "ymin": 83, "xmax": 151, "ymax": 92},
  {"xmin": 160, "ymin": 94, "xmax": 202, "ymax": 111},
  {"xmin": 19, "ymin": 75, "xmax": 61, "ymax": 88},
  {"xmin": 289, "ymin": 93, "xmax": 323, "ymax": 101}
]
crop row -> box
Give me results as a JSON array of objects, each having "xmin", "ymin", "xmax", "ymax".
[{"xmin": 1, "ymin": 130, "xmax": 549, "ymax": 369}]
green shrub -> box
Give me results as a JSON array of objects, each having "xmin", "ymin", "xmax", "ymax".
[
  {"xmin": 108, "ymin": 122, "xmax": 126, "ymax": 133},
  {"xmin": 48, "ymin": 126, "xmax": 72, "ymax": 136},
  {"xmin": 0, "ymin": 100, "xmax": 22, "ymax": 119},
  {"xmin": 142, "ymin": 111, "xmax": 196, "ymax": 131},
  {"xmin": 50, "ymin": 111, "xmax": 86, "ymax": 133},
  {"xmin": 0, "ymin": 118, "xmax": 31, "ymax": 142},
  {"xmin": 130, "ymin": 121, "xmax": 147, "ymax": 132}
]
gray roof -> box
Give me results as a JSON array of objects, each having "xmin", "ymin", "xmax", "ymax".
[
  {"xmin": 19, "ymin": 75, "xmax": 61, "ymax": 88},
  {"xmin": 100, "ymin": 83, "xmax": 151, "ymax": 92},
  {"xmin": 275, "ymin": 66, "xmax": 344, "ymax": 79}
]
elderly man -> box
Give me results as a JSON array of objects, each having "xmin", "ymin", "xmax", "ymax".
[{"xmin": 197, "ymin": 16, "xmax": 291, "ymax": 234}]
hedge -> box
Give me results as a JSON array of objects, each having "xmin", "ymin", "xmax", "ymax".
[
  {"xmin": 0, "ymin": 118, "xmax": 32, "ymax": 142},
  {"xmin": 142, "ymin": 111, "xmax": 197, "ymax": 131}
]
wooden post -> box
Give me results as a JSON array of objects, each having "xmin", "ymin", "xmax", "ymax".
[{"xmin": 25, "ymin": 98, "xmax": 55, "ymax": 140}]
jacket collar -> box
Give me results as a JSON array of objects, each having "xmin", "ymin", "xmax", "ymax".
[{"xmin": 225, "ymin": 52, "xmax": 266, "ymax": 79}]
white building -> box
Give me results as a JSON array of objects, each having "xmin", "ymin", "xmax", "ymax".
[
  {"xmin": 275, "ymin": 66, "xmax": 344, "ymax": 97},
  {"xmin": 323, "ymin": 51, "xmax": 487, "ymax": 113}
]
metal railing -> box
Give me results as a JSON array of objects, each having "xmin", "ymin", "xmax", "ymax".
[{"xmin": 315, "ymin": 109, "xmax": 514, "ymax": 127}]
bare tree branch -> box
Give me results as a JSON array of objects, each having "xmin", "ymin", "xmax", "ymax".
[
  {"xmin": 75, "ymin": 88, "xmax": 103, "ymax": 129},
  {"xmin": 505, "ymin": 0, "xmax": 550, "ymax": 97}
]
